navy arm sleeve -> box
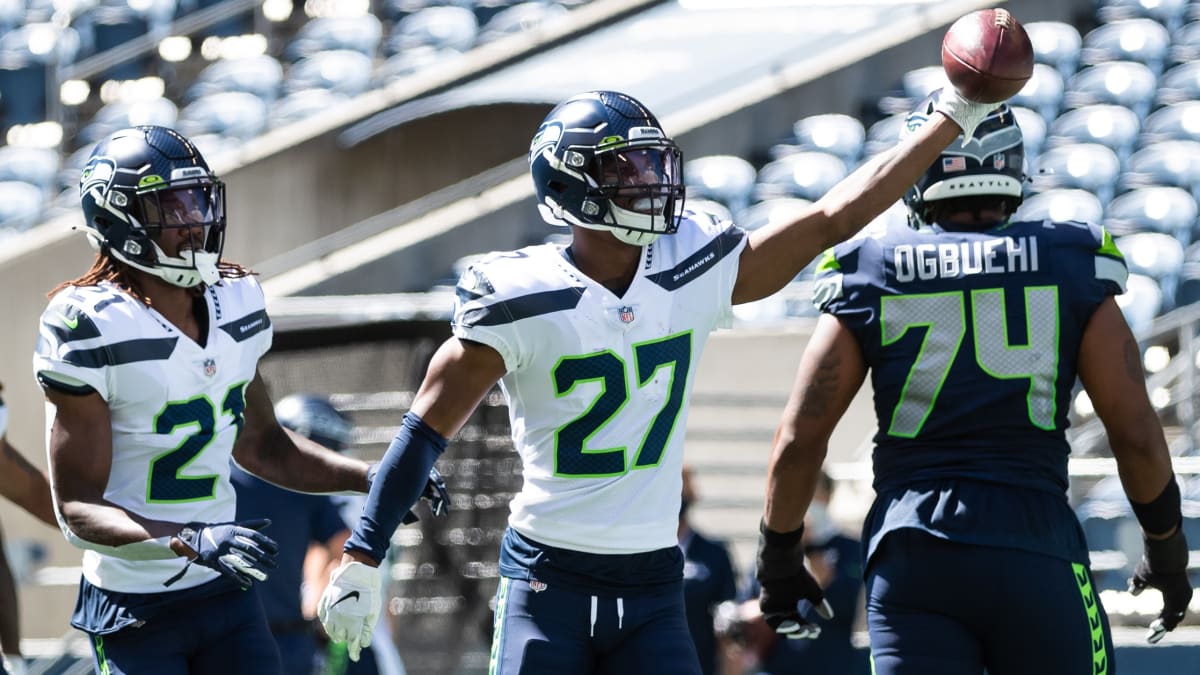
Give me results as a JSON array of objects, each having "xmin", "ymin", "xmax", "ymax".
[{"xmin": 344, "ymin": 412, "xmax": 448, "ymax": 562}]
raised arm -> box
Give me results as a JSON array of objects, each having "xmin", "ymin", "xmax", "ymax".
[
  {"xmin": 232, "ymin": 371, "xmax": 371, "ymax": 494},
  {"xmin": 732, "ymin": 108, "xmax": 978, "ymax": 305}
]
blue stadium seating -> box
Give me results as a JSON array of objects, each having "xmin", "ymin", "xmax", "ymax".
[
  {"xmin": 1024, "ymin": 20, "xmax": 1082, "ymax": 79},
  {"xmin": 684, "ymin": 155, "xmax": 757, "ymax": 217},
  {"xmin": 1015, "ymin": 188, "xmax": 1106, "ymax": 225}
]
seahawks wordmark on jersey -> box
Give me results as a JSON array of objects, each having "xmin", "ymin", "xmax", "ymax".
[
  {"xmin": 454, "ymin": 212, "xmax": 747, "ymax": 554},
  {"xmin": 33, "ymin": 276, "xmax": 272, "ymax": 593}
]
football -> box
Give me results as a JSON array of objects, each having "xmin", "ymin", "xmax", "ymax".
[{"xmin": 941, "ymin": 8, "xmax": 1035, "ymax": 103}]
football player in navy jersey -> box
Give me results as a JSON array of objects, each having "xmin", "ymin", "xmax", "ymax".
[
  {"xmin": 32, "ymin": 126, "xmax": 376, "ymax": 675},
  {"xmin": 317, "ymin": 83, "xmax": 1002, "ymax": 674},
  {"xmin": 757, "ymin": 89, "xmax": 1192, "ymax": 675}
]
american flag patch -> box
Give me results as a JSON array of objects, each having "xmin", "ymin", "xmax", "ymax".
[{"xmin": 942, "ymin": 156, "xmax": 967, "ymax": 172}]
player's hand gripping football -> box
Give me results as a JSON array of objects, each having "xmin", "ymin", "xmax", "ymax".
[
  {"xmin": 1128, "ymin": 527, "xmax": 1193, "ymax": 644},
  {"xmin": 400, "ymin": 466, "xmax": 451, "ymax": 525},
  {"xmin": 756, "ymin": 519, "xmax": 833, "ymax": 639},
  {"xmin": 318, "ymin": 561, "xmax": 382, "ymax": 662},
  {"xmin": 170, "ymin": 519, "xmax": 279, "ymax": 589}
]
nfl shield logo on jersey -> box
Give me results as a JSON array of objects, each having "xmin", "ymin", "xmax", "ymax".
[
  {"xmin": 202, "ymin": 358, "xmax": 217, "ymax": 378},
  {"xmin": 618, "ymin": 306, "xmax": 636, "ymax": 324}
]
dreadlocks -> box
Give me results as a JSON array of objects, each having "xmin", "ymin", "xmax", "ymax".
[{"xmin": 48, "ymin": 250, "xmax": 253, "ymax": 306}]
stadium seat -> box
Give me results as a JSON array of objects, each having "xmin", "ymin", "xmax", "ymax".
[
  {"xmin": 683, "ymin": 155, "xmax": 756, "ymax": 216},
  {"xmin": 1117, "ymin": 272, "xmax": 1166, "ymax": 334},
  {"xmin": 876, "ymin": 65, "xmax": 946, "ymax": 116},
  {"xmin": 1014, "ymin": 189, "xmax": 1105, "ymax": 225},
  {"xmin": 1010, "ymin": 63, "xmax": 1066, "ymax": 124},
  {"xmin": 1024, "ymin": 20, "xmax": 1082, "ymax": 79},
  {"xmin": 790, "ymin": 114, "xmax": 866, "ymax": 166},
  {"xmin": 186, "ymin": 55, "xmax": 284, "ymax": 104},
  {"xmin": 0, "ymin": 145, "xmax": 59, "ymax": 193},
  {"xmin": 1063, "ymin": 61, "xmax": 1158, "ymax": 120},
  {"xmin": 374, "ymin": 47, "xmax": 464, "ymax": 87},
  {"xmin": 1046, "ymin": 104, "xmax": 1141, "ymax": 166},
  {"xmin": 753, "ymin": 151, "xmax": 848, "ymax": 203},
  {"xmin": 1168, "ymin": 20, "xmax": 1200, "ymax": 65},
  {"xmin": 185, "ymin": 132, "xmax": 241, "ymax": 166},
  {"xmin": 385, "ymin": 6, "xmax": 478, "ymax": 56},
  {"xmin": 478, "ymin": 2, "xmax": 571, "ymax": 45},
  {"xmin": 283, "ymin": 50, "xmax": 374, "ymax": 97},
  {"xmin": 1010, "ymin": 105, "xmax": 1048, "ymax": 159},
  {"xmin": 0, "ymin": 21, "xmax": 80, "ymax": 65},
  {"xmin": 178, "ymin": 91, "xmax": 269, "ymax": 141},
  {"xmin": 1116, "ymin": 231, "xmax": 1185, "ymax": 309},
  {"xmin": 1155, "ymin": 60, "xmax": 1200, "ymax": 106},
  {"xmin": 284, "ymin": 14, "xmax": 383, "ymax": 62},
  {"xmin": 1139, "ymin": 101, "xmax": 1200, "ymax": 145},
  {"xmin": 377, "ymin": 0, "xmax": 460, "ymax": 23},
  {"xmin": 1028, "ymin": 143, "xmax": 1122, "ymax": 204},
  {"xmin": 863, "ymin": 113, "xmax": 908, "ymax": 158},
  {"xmin": 1121, "ymin": 140, "xmax": 1200, "ymax": 199},
  {"xmin": 1081, "ymin": 19, "xmax": 1171, "ymax": 76},
  {"xmin": 0, "ymin": 180, "xmax": 44, "ymax": 233},
  {"xmin": 268, "ymin": 89, "xmax": 351, "ymax": 129},
  {"xmin": 80, "ymin": 4, "xmax": 151, "ymax": 80},
  {"xmin": 1097, "ymin": 0, "xmax": 1189, "ymax": 31},
  {"xmin": 735, "ymin": 197, "xmax": 814, "ymax": 232},
  {"xmin": 77, "ymin": 97, "xmax": 179, "ymax": 146},
  {"xmin": 1104, "ymin": 186, "xmax": 1198, "ymax": 242}
]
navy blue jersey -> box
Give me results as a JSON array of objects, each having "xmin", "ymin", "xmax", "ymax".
[
  {"xmin": 231, "ymin": 465, "xmax": 348, "ymax": 625},
  {"xmin": 814, "ymin": 219, "xmax": 1127, "ymax": 564}
]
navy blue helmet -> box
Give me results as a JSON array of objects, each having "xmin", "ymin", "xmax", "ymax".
[
  {"xmin": 274, "ymin": 394, "xmax": 353, "ymax": 452},
  {"xmin": 79, "ymin": 126, "xmax": 226, "ymax": 287},
  {"xmin": 901, "ymin": 88, "xmax": 1026, "ymax": 228},
  {"xmin": 529, "ymin": 91, "xmax": 685, "ymax": 246}
]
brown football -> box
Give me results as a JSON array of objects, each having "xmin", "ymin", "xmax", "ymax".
[{"xmin": 941, "ymin": 8, "xmax": 1035, "ymax": 103}]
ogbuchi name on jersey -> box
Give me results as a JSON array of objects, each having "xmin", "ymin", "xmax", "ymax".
[{"xmin": 893, "ymin": 236, "xmax": 1039, "ymax": 282}]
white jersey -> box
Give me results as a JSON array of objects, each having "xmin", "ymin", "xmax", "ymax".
[
  {"xmin": 33, "ymin": 276, "xmax": 273, "ymax": 593},
  {"xmin": 452, "ymin": 213, "xmax": 747, "ymax": 554}
]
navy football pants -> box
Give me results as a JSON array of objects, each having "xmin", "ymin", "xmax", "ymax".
[
  {"xmin": 488, "ymin": 577, "xmax": 701, "ymax": 675},
  {"xmin": 867, "ymin": 529, "xmax": 1114, "ymax": 675},
  {"xmin": 86, "ymin": 584, "xmax": 281, "ymax": 675}
]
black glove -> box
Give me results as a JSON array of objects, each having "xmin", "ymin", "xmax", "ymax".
[
  {"xmin": 755, "ymin": 519, "xmax": 832, "ymax": 639},
  {"xmin": 400, "ymin": 466, "xmax": 451, "ymax": 525},
  {"xmin": 1129, "ymin": 526, "xmax": 1193, "ymax": 644},
  {"xmin": 167, "ymin": 518, "xmax": 279, "ymax": 589}
]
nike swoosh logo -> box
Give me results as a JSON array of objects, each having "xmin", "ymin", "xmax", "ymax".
[
  {"xmin": 331, "ymin": 590, "xmax": 360, "ymax": 608},
  {"xmin": 56, "ymin": 312, "xmax": 79, "ymax": 330}
]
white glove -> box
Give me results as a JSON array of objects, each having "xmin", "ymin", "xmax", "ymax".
[
  {"xmin": 317, "ymin": 561, "xmax": 381, "ymax": 662},
  {"xmin": 2, "ymin": 653, "xmax": 28, "ymax": 675},
  {"xmin": 934, "ymin": 88, "xmax": 999, "ymax": 145}
]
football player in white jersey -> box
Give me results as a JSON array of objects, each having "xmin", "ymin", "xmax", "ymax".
[
  {"xmin": 317, "ymin": 89, "xmax": 999, "ymax": 673},
  {"xmin": 32, "ymin": 127, "xmax": 377, "ymax": 675}
]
